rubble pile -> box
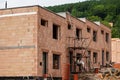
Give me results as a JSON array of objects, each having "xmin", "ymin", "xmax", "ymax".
[{"xmin": 78, "ymin": 68, "xmax": 120, "ymax": 80}]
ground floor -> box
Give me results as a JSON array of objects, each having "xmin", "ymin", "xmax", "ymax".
[
  {"xmin": 0, "ymin": 76, "xmax": 62, "ymax": 80},
  {"xmin": 0, "ymin": 47, "xmax": 110, "ymax": 80}
]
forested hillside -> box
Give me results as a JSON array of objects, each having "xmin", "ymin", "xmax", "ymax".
[{"xmin": 46, "ymin": 0, "xmax": 120, "ymax": 38}]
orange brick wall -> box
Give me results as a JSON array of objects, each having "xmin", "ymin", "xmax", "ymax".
[
  {"xmin": 113, "ymin": 63, "xmax": 120, "ymax": 69},
  {"xmin": 37, "ymin": 7, "xmax": 66, "ymax": 78},
  {"xmin": 0, "ymin": 48, "xmax": 36, "ymax": 76},
  {"xmin": 112, "ymin": 38, "xmax": 120, "ymax": 63},
  {"xmin": 0, "ymin": 6, "xmax": 38, "ymax": 76}
]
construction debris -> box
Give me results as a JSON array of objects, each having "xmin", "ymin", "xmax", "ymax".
[
  {"xmin": 100, "ymin": 68, "xmax": 120, "ymax": 80},
  {"xmin": 77, "ymin": 68, "xmax": 120, "ymax": 80}
]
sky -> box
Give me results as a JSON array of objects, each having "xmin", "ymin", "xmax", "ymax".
[{"xmin": 0, "ymin": 0, "xmax": 86, "ymax": 9}]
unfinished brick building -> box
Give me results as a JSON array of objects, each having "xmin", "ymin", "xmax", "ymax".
[
  {"xmin": 112, "ymin": 38, "xmax": 120, "ymax": 63},
  {"xmin": 0, "ymin": 5, "xmax": 111, "ymax": 80}
]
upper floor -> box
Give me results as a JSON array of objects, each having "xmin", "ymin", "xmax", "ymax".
[{"xmin": 0, "ymin": 5, "xmax": 111, "ymax": 52}]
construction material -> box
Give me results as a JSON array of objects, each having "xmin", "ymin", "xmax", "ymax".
[
  {"xmin": 114, "ymin": 63, "xmax": 120, "ymax": 69},
  {"xmin": 100, "ymin": 68, "xmax": 120, "ymax": 80},
  {"xmin": 74, "ymin": 74, "xmax": 78, "ymax": 80}
]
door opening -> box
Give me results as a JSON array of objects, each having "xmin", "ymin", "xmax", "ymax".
[
  {"xmin": 102, "ymin": 50, "xmax": 104, "ymax": 66},
  {"xmin": 43, "ymin": 52, "xmax": 48, "ymax": 74},
  {"xmin": 69, "ymin": 51, "xmax": 73, "ymax": 73}
]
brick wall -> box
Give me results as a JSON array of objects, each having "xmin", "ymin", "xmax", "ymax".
[
  {"xmin": 0, "ymin": 6, "xmax": 38, "ymax": 76},
  {"xmin": 112, "ymin": 38, "xmax": 120, "ymax": 63}
]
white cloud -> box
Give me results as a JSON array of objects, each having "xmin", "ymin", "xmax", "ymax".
[
  {"xmin": 0, "ymin": 0, "xmax": 6, "ymax": 9},
  {"xmin": 7, "ymin": 0, "xmax": 38, "ymax": 8},
  {"xmin": 0, "ymin": 0, "xmax": 86, "ymax": 9},
  {"xmin": 39, "ymin": 0, "xmax": 85, "ymax": 7}
]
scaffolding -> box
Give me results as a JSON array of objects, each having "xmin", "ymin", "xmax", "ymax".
[{"xmin": 67, "ymin": 36, "xmax": 92, "ymax": 73}]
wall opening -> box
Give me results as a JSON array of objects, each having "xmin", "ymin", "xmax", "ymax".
[
  {"xmin": 68, "ymin": 23, "xmax": 72, "ymax": 30},
  {"xmin": 101, "ymin": 30, "xmax": 104, "ymax": 34},
  {"xmin": 41, "ymin": 19, "xmax": 48, "ymax": 27},
  {"xmin": 106, "ymin": 51, "xmax": 109, "ymax": 61},
  {"xmin": 43, "ymin": 52, "xmax": 48, "ymax": 74},
  {"xmin": 76, "ymin": 28, "xmax": 82, "ymax": 39},
  {"xmin": 53, "ymin": 24, "xmax": 59, "ymax": 39},
  {"xmin": 69, "ymin": 51, "xmax": 73, "ymax": 72},
  {"xmin": 93, "ymin": 30, "xmax": 97, "ymax": 42},
  {"xmin": 53, "ymin": 54, "xmax": 60, "ymax": 69},
  {"xmin": 88, "ymin": 51, "xmax": 91, "ymax": 69},
  {"xmin": 102, "ymin": 50, "xmax": 104, "ymax": 66},
  {"xmin": 93, "ymin": 52, "xmax": 98, "ymax": 63},
  {"xmin": 106, "ymin": 33, "xmax": 109, "ymax": 42},
  {"xmin": 87, "ymin": 27, "xmax": 91, "ymax": 33}
]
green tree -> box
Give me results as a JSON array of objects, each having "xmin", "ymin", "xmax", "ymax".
[
  {"xmin": 104, "ymin": 14, "xmax": 113, "ymax": 22},
  {"xmin": 91, "ymin": 5, "xmax": 106, "ymax": 19},
  {"xmin": 71, "ymin": 8, "xmax": 79, "ymax": 17},
  {"xmin": 87, "ymin": 16, "xmax": 101, "ymax": 21},
  {"xmin": 114, "ymin": 15, "xmax": 120, "ymax": 27},
  {"xmin": 112, "ymin": 27, "xmax": 120, "ymax": 38}
]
